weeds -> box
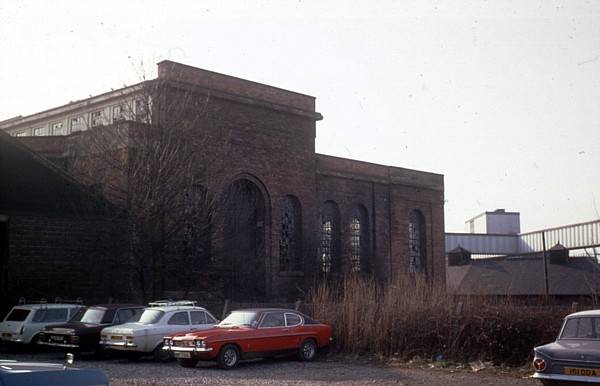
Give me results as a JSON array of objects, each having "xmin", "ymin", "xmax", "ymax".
[{"xmin": 306, "ymin": 276, "xmax": 566, "ymax": 365}]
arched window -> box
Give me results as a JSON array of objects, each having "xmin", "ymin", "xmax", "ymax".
[
  {"xmin": 408, "ymin": 209, "xmax": 426, "ymax": 274},
  {"xmin": 320, "ymin": 201, "xmax": 340, "ymax": 274},
  {"xmin": 279, "ymin": 195, "xmax": 302, "ymax": 271},
  {"xmin": 350, "ymin": 205, "xmax": 369, "ymax": 273}
]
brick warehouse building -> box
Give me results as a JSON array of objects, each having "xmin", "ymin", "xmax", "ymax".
[{"xmin": 0, "ymin": 61, "xmax": 445, "ymax": 302}]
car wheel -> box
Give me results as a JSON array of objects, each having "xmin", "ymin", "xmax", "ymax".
[
  {"xmin": 177, "ymin": 358, "xmax": 199, "ymax": 368},
  {"xmin": 153, "ymin": 343, "xmax": 171, "ymax": 362},
  {"xmin": 217, "ymin": 344, "xmax": 240, "ymax": 369},
  {"xmin": 298, "ymin": 339, "xmax": 317, "ymax": 361}
]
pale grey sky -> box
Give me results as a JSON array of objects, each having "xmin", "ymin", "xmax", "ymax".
[{"xmin": 1, "ymin": 0, "xmax": 599, "ymax": 232}]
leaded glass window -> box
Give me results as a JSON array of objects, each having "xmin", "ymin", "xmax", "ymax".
[
  {"xmin": 319, "ymin": 201, "xmax": 340, "ymax": 274},
  {"xmin": 320, "ymin": 220, "xmax": 333, "ymax": 273},
  {"xmin": 408, "ymin": 210, "xmax": 426, "ymax": 274},
  {"xmin": 350, "ymin": 217, "xmax": 361, "ymax": 272}
]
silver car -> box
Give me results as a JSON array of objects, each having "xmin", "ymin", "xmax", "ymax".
[
  {"xmin": 0, "ymin": 304, "xmax": 83, "ymax": 345},
  {"xmin": 532, "ymin": 309, "xmax": 600, "ymax": 385}
]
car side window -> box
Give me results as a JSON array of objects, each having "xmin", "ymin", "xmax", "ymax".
[
  {"xmin": 115, "ymin": 308, "xmax": 135, "ymax": 324},
  {"xmin": 259, "ymin": 312, "xmax": 285, "ymax": 328},
  {"xmin": 68, "ymin": 307, "xmax": 82, "ymax": 319},
  {"xmin": 32, "ymin": 308, "xmax": 68, "ymax": 323},
  {"xmin": 190, "ymin": 311, "xmax": 207, "ymax": 325},
  {"xmin": 285, "ymin": 313, "xmax": 302, "ymax": 327},
  {"xmin": 168, "ymin": 312, "xmax": 190, "ymax": 325},
  {"xmin": 206, "ymin": 312, "xmax": 217, "ymax": 324},
  {"xmin": 102, "ymin": 309, "xmax": 116, "ymax": 324}
]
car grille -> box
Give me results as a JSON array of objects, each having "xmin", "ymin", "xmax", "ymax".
[{"xmin": 173, "ymin": 340, "xmax": 195, "ymax": 347}]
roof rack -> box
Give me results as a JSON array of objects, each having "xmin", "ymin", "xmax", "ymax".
[
  {"xmin": 148, "ymin": 300, "xmax": 197, "ymax": 307},
  {"xmin": 18, "ymin": 297, "xmax": 84, "ymax": 305}
]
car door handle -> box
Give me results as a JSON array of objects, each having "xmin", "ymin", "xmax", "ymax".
[
  {"xmin": 190, "ymin": 328, "xmax": 197, "ymax": 331},
  {"xmin": 282, "ymin": 329, "xmax": 290, "ymax": 332}
]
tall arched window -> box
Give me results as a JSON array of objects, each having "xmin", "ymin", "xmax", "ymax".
[
  {"xmin": 279, "ymin": 195, "xmax": 302, "ymax": 271},
  {"xmin": 350, "ymin": 205, "xmax": 369, "ymax": 273},
  {"xmin": 408, "ymin": 209, "xmax": 426, "ymax": 274},
  {"xmin": 320, "ymin": 201, "xmax": 340, "ymax": 274}
]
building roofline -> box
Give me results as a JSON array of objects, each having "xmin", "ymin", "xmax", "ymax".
[
  {"xmin": 0, "ymin": 81, "xmax": 150, "ymax": 130},
  {"xmin": 315, "ymin": 153, "xmax": 444, "ymax": 178},
  {"xmin": 157, "ymin": 60, "xmax": 316, "ymax": 100},
  {"xmin": 464, "ymin": 210, "xmax": 520, "ymax": 224}
]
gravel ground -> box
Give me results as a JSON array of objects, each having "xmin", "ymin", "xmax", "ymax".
[{"xmin": 2, "ymin": 350, "xmax": 539, "ymax": 386}]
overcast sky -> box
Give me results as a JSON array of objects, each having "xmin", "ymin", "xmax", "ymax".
[{"xmin": 1, "ymin": 0, "xmax": 598, "ymax": 232}]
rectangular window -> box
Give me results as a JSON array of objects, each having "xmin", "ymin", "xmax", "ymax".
[
  {"xmin": 14, "ymin": 130, "xmax": 28, "ymax": 137},
  {"xmin": 134, "ymin": 98, "xmax": 150, "ymax": 122},
  {"xmin": 51, "ymin": 121, "xmax": 66, "ymax": 136},
  {"xmin": 33, "ymin": 127, "xmax": 48, "ymax": 136},
  {"xmin": 112, "ymin": 104, "xmax": 126, "ymax": 123},
  {"xmin": 70, "ymin": 116, "xmax": 85, "ymax": 132},
  {"xmin": 90, "ymin": 110, "xmax": 104, "ymax": 127}
]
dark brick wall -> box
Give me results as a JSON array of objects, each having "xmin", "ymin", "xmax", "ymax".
[
  {"xmin": 315, "ymin": 155, "xmax": 445, "ymax": 285},
  {"xmin": 158, "ymin": 85, "xmax": 320, "ymax": 300},
  {"xmin": 5, "ymin": 213, "xmax": 128, "ymax": 304}
]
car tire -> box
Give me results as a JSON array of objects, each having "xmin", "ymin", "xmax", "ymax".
[
  {"xmin": 177, "ymin": 358, "xmax": 199, "ymax": 368},
  {"xmin": 153, "ymin": 343, "xmax": 171, "ymax": 362},
  {"xmin": 298, "ymin": 339, "xmax": 318, "ymax": 361},
  {"xmin": 217, "ymin": 344, "xmax": 240, "ymax": 369}
]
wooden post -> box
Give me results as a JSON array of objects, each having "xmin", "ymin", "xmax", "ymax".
[
  {"xmin": 571, "ymin": 302, "xmax": 579, "ymax": 313},
  {"xmin": 221, "ymin": 299, "xmax": 230, "ymax": 320}
]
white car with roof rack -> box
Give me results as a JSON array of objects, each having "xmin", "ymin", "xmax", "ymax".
[
  {"xmin": 99, "ymin": 300, "xmax": 218, "ymax": 361},
  {"xmin": 0, "ymin": 299, "xmax": 84, "ymax": 345}
]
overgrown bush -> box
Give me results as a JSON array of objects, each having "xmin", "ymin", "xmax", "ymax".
[{"xmin": 306, "ymin": 276, "xmax": 567, "ymax": 365}]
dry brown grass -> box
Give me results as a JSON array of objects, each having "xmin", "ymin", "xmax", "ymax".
[{"xmin": 307, "ymin": 276, "xmax": 566, "ymax": 365}]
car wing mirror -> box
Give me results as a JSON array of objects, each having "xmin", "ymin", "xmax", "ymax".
[{"xmin": 251, "ymin": 320, "xmax": 258, "ymax": 328}]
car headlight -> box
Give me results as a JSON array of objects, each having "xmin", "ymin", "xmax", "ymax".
[
  {"xmin": 195, "ymin": 339, "xmax": 205, "ymax": 348},
  {"xmin": 163, "ymin": 338, "xmax": 172, "ymax": 346}
]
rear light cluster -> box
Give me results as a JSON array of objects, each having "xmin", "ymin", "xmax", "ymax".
[{"xmin": 533, "ymin": 358, "xmax": 546, "ymax": 372}]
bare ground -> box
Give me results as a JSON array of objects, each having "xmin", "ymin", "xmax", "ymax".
[{"xmin": 1, "ymin": 349, "xmax": 540, "ymax": 386}]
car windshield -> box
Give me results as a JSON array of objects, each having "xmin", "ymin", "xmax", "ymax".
[
  {"xmin": 218, "ymin": 311, "xmax": 259, "ymax": 327},
  {"xmin": 70, "ymin": 308, "xmax": 110, "ymax": 324},
  {"xmin": 4, "ymin": 309, "xmax": 30, "ymax": 322},
  {"xmin": 131, "ymin": 309, "xmax": 165, "ymax": 325},
  {"xmin": 560, "ymin": 317, "xmax": 600, "ymax": 340}
]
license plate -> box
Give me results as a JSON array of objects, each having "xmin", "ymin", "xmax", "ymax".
[
  {"xmin": 1, "ymin": 333, "xmax": 11, "ymax": 338},
  {"xmin": 173, "ymin": 351, "xmax": 191, "ymax": 359},
  {"xmin": 50, "ymin": 335, "xmax": 64, "ymax": 342},
  {"xmin": 564, "ymin": 367, "xmax": 600, "ymax": 377},
  {"xmin": 111, "ymin": 335, "xmax": 123, "ymax": 340}
]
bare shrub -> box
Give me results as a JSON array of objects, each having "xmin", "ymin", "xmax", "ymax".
[{"xmin": 307, "ymin": 276, "xmax": 566, "ymax": 365}]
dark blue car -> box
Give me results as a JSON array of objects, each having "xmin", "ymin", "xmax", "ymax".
[
  {"xmin": 532, "ymin": 309, "xmax": 600, "ymax": 385},
  {"xmin": 0, "ymin": 355, "xmax": 108, "ymax": 386}
]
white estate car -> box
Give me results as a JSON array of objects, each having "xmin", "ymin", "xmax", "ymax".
[
  {"xmin": 0, "ymin": 303, "xmax": 83, "ymax": 344},
  {"xmin": 100, "ymin": 302, "xmax": 218, "ymax": 361}
]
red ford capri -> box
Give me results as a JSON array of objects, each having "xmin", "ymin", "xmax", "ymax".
[{"xmin": 162, "ymin": 308, "xmax": 332, "ymax": 369}]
